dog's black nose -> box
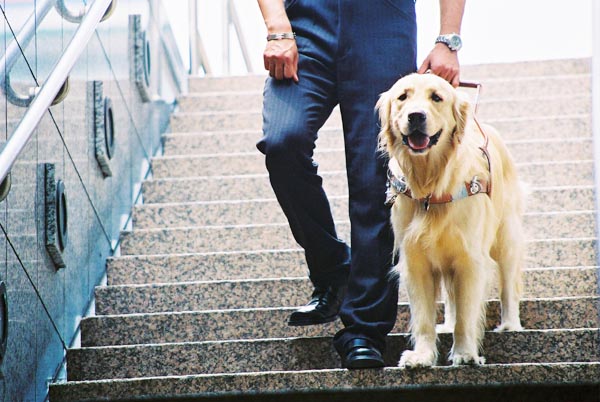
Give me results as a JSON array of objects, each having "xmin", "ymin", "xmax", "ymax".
[{"xmin": 408, "ymin": 112, "xmax": 426, "ymax": 125}]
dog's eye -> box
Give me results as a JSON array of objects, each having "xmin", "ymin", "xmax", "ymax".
[
  {"xmin": 431, "ymin": 92, "xmax": 443, "ymax": 103},
  {"xmin": 398, "ymin": 93, "xmax": 407, "ymax": 101}
]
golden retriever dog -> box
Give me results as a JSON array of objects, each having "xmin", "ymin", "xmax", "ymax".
[{"xmin": 377, "ymin": 73, "xmax": 524, "ymax": 367}]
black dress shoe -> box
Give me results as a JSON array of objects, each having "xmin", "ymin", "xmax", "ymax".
[
  {"xmin": 288, "ymin": 285, "xmax": 346, "ymax": 326},
  {"xmin": 342, "ymin": 338, "xmax": 384, "ymax": 369}
]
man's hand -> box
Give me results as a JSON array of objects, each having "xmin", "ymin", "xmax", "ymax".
[
  {"xmin": 418, "ymin": 43, "xmax": 460, "ymax": 87},
  {"xmin": 263, "ymin": 38, "xmax": 299, "ymax": 82}
]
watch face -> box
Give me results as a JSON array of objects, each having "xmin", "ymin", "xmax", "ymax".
[{"xmin": 450, "ymin": 35, "xmax": 462, "ymax": 50}]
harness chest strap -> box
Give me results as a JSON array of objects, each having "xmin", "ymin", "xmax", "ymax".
[
  {"xmin": 385, "ymin": 170, "xmax": 491, "ymax": 210},
  {"xmin": 385, "ymin": 117, "xmax": 492, "ymax": 211}
]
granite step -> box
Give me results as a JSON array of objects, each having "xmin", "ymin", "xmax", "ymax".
[
  {"xmin": 176, "ymin": 75, "xmax": 591, "ymax": 113},
  {"xmin": 163, "ymin": 115, "xmax": 591, "ymax": 155},
  {"xmin": 66, "ymin": 329, "xmax": 600, "ymax": 381},
  {"xmin": 169, "ymin": 96, "xmax": 590, "ymax": 133},
  {"xmin": 81, "ymin": 296, "xmax": 599, "ymax": 347},
  {"xmin": 151, "ymin": 140, "xmax": 592, "ymax": 179},
  {"xmin": 107, "ymin": 231, "xmax": 600, "ymax": 282},
  {"xmin": 96, "ymin": 265, "xmax": 599, "ymax": 315},
  {"xmin": 141, "ymin": 166, "xmax": 594, "ymax": 208},
  {"xmin": 131, "ymin": 195, "xmax": 594, "ymax": 230},
  {"xmin": 49, "ymin": 362, "xmax": 600, "ymax": 402},
  {"xmin": 119, "ymin": 212, "xmax": 595, "ymax": 256},
  {"xmin": 183, "ymin": 59, "xmax": 590, "ymax": 94}
]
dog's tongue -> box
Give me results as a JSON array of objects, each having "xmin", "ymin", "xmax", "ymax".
[{"xmin": 408, "ymin": 133, "xmax": 430, "ymax": 150}]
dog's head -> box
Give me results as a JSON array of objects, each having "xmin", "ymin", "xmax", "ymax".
[{"xmin": 377, "ymin": 73, "xmax": 470, "ymax": 159}]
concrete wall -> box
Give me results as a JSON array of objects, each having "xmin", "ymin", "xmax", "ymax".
[{"xmin": 0, "ymin": 0, "xmax": 181, "ymax": 400}]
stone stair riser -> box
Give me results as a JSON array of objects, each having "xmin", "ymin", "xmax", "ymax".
[
  {"xmin": 177, "ymin": 75, "xmax": 591, "ymax": 113},
  {"xmin": 132, "ymin": 198, "xmax": 594, "ymax": 232},
  {"xmin": 107, "ymin": 238, "xmax": 599, "ymax": 285},
  {"xmin": 184, "ymin": 60, "xmax": 590, "ymax": 93},
  {"xmin": 96, "ymin": 265, "xmax": 599, "ymax": 315},
  {"xmin": 49, "ymin": 362, "xmax": 600, "ymax": 402},
  {"xmin": 164, "ymin": 116, "xmax": 590, "ymax": 155},
  {"xmin": 151, "ymin": 143, "xmax": 592, "ymax": 179},
  {"xmin": 141, "ymin": 177, "xmax": 594, "ymax": 211},
  {"xmin": 169, "ymin": 97, "xmax": 590, "ymax": 133},
  {"xmin": 66, "ymin": 329, "xmax": 599, "ymax": 381},
  {"xmin": 119, "ymin": 214, "xmax": 594, "ymax": 256},
  {"xmin": 81, "ymin": 297, "xmax": 599, "ymax": 346},
  {"xmin": 50, "ymin": 60, "xmax": 600, "ymax": 402}
]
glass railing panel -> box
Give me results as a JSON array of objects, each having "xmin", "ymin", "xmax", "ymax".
[
  {"xmin": 0, "ymin": 117, "xmax": 53, "ymax": 400},
  {"xmin": 1, "ymin": 1, "xmax": 38, "ymax": 132}
]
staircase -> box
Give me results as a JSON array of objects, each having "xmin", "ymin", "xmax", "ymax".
[{"xmin": 49, "ymin": 59, "xmax": 600, "ymax": 401}]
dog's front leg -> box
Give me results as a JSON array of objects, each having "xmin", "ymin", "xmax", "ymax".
[
  {"xmin": 399, "ymin": 254, "xmax": 439, "ymax": 368},
  {"xmin": 436, "ymin": 278, "xmax": 456, "ymax": 334},
  {"xmin": 450, "ymin": 256, "xmax": 489, "ymax": 366}
]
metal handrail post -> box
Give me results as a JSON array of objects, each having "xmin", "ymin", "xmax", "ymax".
[
  {"xmin": 188, "ymin": 0, "xmax": 199, "ymax": 75},
  {"xmin": 0, "ymin": 0, "xmax": 112, "ymax": 185},
  {"xmin": 228, "ymin": 0, "xmax": 253, "ymax": 73},
  {"xmin": 188, "ymin": 0, "xmax": 211, "ymax": 75},
  {"xmin": 222, "ymin": 0, "xmax": 230, "ymax": 75}
]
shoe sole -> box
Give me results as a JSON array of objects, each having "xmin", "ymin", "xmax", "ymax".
[{"xmin": 345, "ymin": 356, "xmax": 385, "ymax": 369}]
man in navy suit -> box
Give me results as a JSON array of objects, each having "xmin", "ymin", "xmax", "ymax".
[{"xmin": 256, "ymin": 0, "xmax": 465, "ymax": 368}]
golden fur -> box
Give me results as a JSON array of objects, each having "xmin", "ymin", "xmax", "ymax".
[{"xmin": 377, "ymin": 73, "xmax": 524, "ymax": 367}]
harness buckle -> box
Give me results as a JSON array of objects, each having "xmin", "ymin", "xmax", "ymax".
[{"xmin": 470, "ymin": 175, "xmax": 482, "ymax": 195}]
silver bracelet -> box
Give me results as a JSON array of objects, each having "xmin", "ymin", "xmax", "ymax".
[{"xmin": 266, "ymin": 32, "xmax": 296, "ymax": 41}]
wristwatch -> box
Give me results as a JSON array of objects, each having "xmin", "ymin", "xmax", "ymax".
[{"xmin": 435, "ymin": 33, "xmax": 462, "ymax": 51}]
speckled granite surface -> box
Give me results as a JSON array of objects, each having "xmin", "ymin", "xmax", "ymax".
[
  {"xmin": 118, "ymin": 224, "xmax": 594, "ymax": 257},
  {"xmin": 151, "ymin": 144, "xmax": 591, "ymax": 180},
  {"xmin": 82, "ymin": 297, "xmax": 599, "ymax": 347},
  {"xmin": 169, "ymin": 95, "xmax": 590, "ymax": 133},
  {"xmin": 141, "ymin": 175, "xmax": 595, "ymax": 211},
  {"xmin": 49, "ymin": 363, "xmax": 600, "ymax": 402},
  {"xmin": 131, "ymin": 205, "xmax": 594, "ymax": 242},
  {"xmin": 95, "ymin": 268, "xmax": 600, "ymax": 315},
  {"xmin": 177, "ymin": 75, "xmax": 591, "ymax": 114},
  {"xmin": 162, "ymin": 116, "xmax": 591, "ymax": 156},
  {"xmin": 67, "ymin": 329, "xmax": 599, "ymax": 381},
  {"xmin": 50, "ymin": 60, "xmax": 599, "ymax": 401}
]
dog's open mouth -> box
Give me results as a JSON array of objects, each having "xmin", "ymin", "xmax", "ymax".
[{"xmin": 402, "ymin": 130, "xmax": 442, "ymax": 153}]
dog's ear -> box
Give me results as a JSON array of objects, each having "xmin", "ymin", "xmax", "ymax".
[
  {"xmin": 376, "ymin": 90, "xmax": 394, "ymax": 152},
  {"xmin": 452, "ymin": 92, "xmax": 471, "ymax": 143}
]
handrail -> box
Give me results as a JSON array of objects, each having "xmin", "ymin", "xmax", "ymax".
[
  {"xmin": 227, "ymin": 0, "xmax": 253, "ymax": 74},
  {"xmin": 0, "ymin": 0, "xmax": 113, "ymax": 186},
  {"xmin": 188, "ymin": 0, "xmax": 212, "ymax": 75},
  {"xmin": 54, "ymin": 0, "xmax": 117, "ymax": 24},
  {"xmin": 188, "ymin": 0, "xmax": 253, "ymax": 75},
  {"xmin": 149, "ymin": 0, "xmax": 188, "ymax": 94},
  {"xmin": 0, "ymin": 0, "xmax": 54, "ymax": 106}
]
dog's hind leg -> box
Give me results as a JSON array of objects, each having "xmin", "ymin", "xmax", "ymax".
[
  {"xmin": 450, "ymin": 255, "xmax": 490, "ymax": 366},
  {"xmin": 399, "ymin": 254, "xmax": 439, "ymax": 368},
  {"xmin": 494, "ymin": 216, "xmax": 524, "ymax": 332}
]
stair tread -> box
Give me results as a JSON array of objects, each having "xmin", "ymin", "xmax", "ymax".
[
  {"xmin": 66, "ymin": 329, "xmax": 600, "ymax": 381},
  {"xmin": 96, "ymin": 265, "xmax": 600, "ymax": 315},
  {"xmin": 54, "ymin": 59, "xmax": 599, "ymax": 401},
  {"xmin": 49, "ymin": 361, "xmax": 600, "ymax": 402},
  {"xmin": 150, "ymin": 142, "xmax": 593, "ymax": 179},
  {"xmin": 81, "ymin": 296, "xmax": 599, "ymax": 346}
]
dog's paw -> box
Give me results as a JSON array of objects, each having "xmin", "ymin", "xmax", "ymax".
[
  {"xmin": 399, "ymin": 350, "xmax": 437, "ymax": 368},
  {"xmin": 494, "ymin": 321, "xmax": 523, "ymax": 332},
  {"xmin": 436, "ymin": 323, "xmax": 454, "ymax": 334},
  {"xmin": 450, "ymin": 352, "xmax": 485, "ymax": 366}
]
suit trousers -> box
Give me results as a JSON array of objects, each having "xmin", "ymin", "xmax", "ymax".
[{"xmin": 257, "ymin": 0, "xmax": 417, "ymax": 354}]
